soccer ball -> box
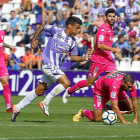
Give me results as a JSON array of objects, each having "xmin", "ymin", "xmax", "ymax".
[{"xmin": 102, "ymin": 110, "xmax": 117, "ymax": 125}]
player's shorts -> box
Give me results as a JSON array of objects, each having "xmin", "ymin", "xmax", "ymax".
[
  {"xmin": 0, "ymin": 64, "xmax": 9, "ymax": 78},
  {"xmin": 88, "ymin": 61, "xmax": 117, "ymax": 78},
  {"xmin": 39, "ymin": 63, "xmax": 65, "ymax": 88},
  {"xmin": 93, "ymin": 91, "xmax": 129, "ymax": 110}
]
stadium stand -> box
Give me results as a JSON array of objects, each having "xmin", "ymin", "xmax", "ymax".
[{"xmin": 0, "ymin": 0, "xmax": 140, "ymax": 70}]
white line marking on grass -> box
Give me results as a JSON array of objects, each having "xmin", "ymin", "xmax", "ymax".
[
  {"xmin": 0, "ymin": 135, "xmax": 140, "ymax": 140},
  {"xmin": 0, "ymin": 124, "xmax": 140, "ymax": 127}
]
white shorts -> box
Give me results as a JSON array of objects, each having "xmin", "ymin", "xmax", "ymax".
[{"xmin": 39, "ymin": 64, "xmax": 65, "ymax": 88}]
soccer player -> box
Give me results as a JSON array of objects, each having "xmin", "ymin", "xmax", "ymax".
[
  {"xmin": 11, "ymin": 16, "xmax": 91, "ymax": 122},
  {"xmin": 0, "ymin": 30, "xmax": 16, "ymax": 113},
  {"xmin": 63, "ymin": 9, "xmax": 122, "ymax": 104},
  {"xmin": 73, "ymin": 72, "xmax": 138, "ymax": 124}
]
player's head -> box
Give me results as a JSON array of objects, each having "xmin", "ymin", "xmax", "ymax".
[
  {"xmin": 122, "ymin": 74, "xmax": 135, "ymax": 91},
  {"xmin": 105, "ymin": 9, "xmax": 116, "ymax": 25},
  {"xmin": 66, "ymin": 16, "xmax": 82, "ymax": 36}
]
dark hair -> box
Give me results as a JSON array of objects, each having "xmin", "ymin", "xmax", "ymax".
[
  {"xmin": 131, "ymin": 36, "xmax": 136, "ymax": 40},
  {"xmin": 123, "ymin": 74, "xmax": 135, "ymax": 84},
  {"xmin": 84, "ymin": 16, "xmax": 88, "ymax": 19},
  {"xmin": 118, "ymin": 34, "xmax": 124, "ymax": 40},
  {"xmin": 66, "ymin": 16, "xmax": 82, "ymax": 27},
  {"xmin": 10, "ymin": 10, "xmax": 15, "ymax": 13},
  {"xmin": 105, "ymin": 9, "xmax": 116, "ymax": 16},
  {"xmin": 117, "ymin": 16, "xmax": 121, "ymax": 18},
  {"xmin": 25, "ymin": 47, "xmax": 31, "ymax": 51},
  {"xmin": 9, "ymin": 58, "xmax": 14, "ymax": 61}
]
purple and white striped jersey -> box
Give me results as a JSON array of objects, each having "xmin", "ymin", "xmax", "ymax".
[
  {"xmin": 114, "ymin": 0, "xmax": 128, "ymax": 7},
  {"xmin": 42, "ymin": 25, "xmax": 78, "ymax": 68},
  {"xmin": 104, "ymin": 5, "xmax": 116, "ymax": 13},
  {"xmin": 113, "ymin": 20, "xmax": 126, "ymax": 31},
  {"xmin": 89, "ymin": 6, "xmax": 104, "ymax": 18},
  {"xmin": 125, "ymin": 5, "xmax": 139, "ymax": 19}
]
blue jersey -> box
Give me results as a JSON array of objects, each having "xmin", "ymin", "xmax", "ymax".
[{"xmin": 42, "ymin": 25, "xmax": 78, "ymax": 68}]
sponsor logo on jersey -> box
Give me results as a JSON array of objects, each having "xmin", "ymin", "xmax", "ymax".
[
  {"xmin": 99, "ymin": 35, "xmax": 104, "ymax": 41},
  {"xmin": 111, "ymin": 91, "xmax": 116, "ymax": 98},
  {"xmin": 101, "ymin": 29, "xmax": 104, "ymax": 31},
  {"xmin": 46, "ymin": 25, "xmax": 52, "ymax": 29}
]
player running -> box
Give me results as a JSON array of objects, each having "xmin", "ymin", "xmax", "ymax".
[
  {"xmin": 0, "ymin": 30, "xmax": 16, "ymax": 113},
  {"xmin": 73, "ymin": 72, "xmax": 138, "ymax": 124},
  {"xmin": 11, "ymin": 16, "xmax": 91, "ymax": 122},
  {"xmin": 63, "ymin": 9, "xmax": 122, "ymax": 104}
]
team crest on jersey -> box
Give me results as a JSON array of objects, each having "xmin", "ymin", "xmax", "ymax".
[
  {"xmin": 111, "ymin": 91, "xmax": 116, "ymax": 98},
  {"xmin": 99, "ymin": 35, "xmax": 104, "ymax": 41}
]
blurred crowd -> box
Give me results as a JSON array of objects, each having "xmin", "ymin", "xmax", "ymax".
[{"xmin": 1, "ymin": 0, "xmax": 140, "ymax": 70}]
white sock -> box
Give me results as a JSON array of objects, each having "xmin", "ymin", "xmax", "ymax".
[
  {"xmin": 16, "ymin": 89, "xmax": 38, "ymax": 112},
  {"xmin": 43, "ymin": 84, "xmax": 65, "ymax": 104}
]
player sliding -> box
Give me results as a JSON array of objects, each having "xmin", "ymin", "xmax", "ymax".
[
  {"xmin": 11, "ymin": 16, "xmax": 92, "ymax": 122},
  {"xmin": 63, "ymin": 9, "xmax": 122, "ymax": 104},
  {"xmin": 0, "ymin": 30, "xmax": 16, "ymax": 113},
  {"xmin": 73, "ymin": 72, "xmax": 138, "ymax": 124}
]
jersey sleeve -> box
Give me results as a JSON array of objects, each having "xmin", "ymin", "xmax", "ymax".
[
  {"xmin": 70, "ymin": 41, "xmax": 78, "ymax": 56},
  {"xmin": 130, "ymin": 86, "xmax": 137, "ymax": 98},
  {"xmin": 109, "ymin": 84, "xmax": 119, "ymax": 101},
  {"xmin": 96, "ymin": 27, "xmax": 106, "ymax": 44},
  {"xmin": 44, "ymin": 25, "xmax": 60, "ymax": 35}
]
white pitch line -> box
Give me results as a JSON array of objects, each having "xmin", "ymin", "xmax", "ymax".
[
  {"xmin": 0, "ymin": 124, "xmax": 140, "ymax": 127},
  {"xmin": 0, "ymin": 135, "xmax": 140, "ymax": 140}
]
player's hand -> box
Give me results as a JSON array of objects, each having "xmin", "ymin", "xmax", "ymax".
[
  {"xmin": 112, "ymin": 48, "xmax": 122, "ymax": 54},
  {"xmin": 122, "ymin": 121, "xmax": 131, "ymax": 124},
  {"xmin": 31, "ymin": 39, "xmax": 39, "ymax": 49},
  {"xmin": 10, "ymin": 47, "xmax": 17, "ymax": 52},
  {"xmin": 84, "ymin": 53, "xmax": 92, "ymax": 61},
  {"xmin": 133, "ymin": 119, "xmax": 138, "ymax": 124}
]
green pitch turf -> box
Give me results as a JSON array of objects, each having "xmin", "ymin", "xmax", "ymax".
[{"xmin": 0, "ymin": 95, "xmax": 140, "ymax": 140}]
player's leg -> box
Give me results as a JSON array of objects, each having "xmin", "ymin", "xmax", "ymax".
[
  {"xmin": 38, "ymin": 64, "xmax": 70, "ymax": 115},
  {"xmin": 40, "ymin": 74, "xmax": 70, "ymax": 110},
  {"xmin": 73, "ymin": 94, "xmax": 108, "ymax": 122},
  {"xmin": 0, "ymin": 76, "xmax": 12, "ymax": 113},
  {"xmin": 63, "ymin": 62, "xmax": 106, "ymax": 104},
  {"xmin": 11, "ymin": 82, "xmax": 47, "ymax": 122},
  {"xmin": 105, "ymin": 61, "xmax": 118, "ymax": 75}
]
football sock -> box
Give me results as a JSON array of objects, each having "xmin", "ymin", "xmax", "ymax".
[
  {"xmin": 68, "ymin": 80, "xmax": 87, "ymax": 95},
  {"xmin": 3, "ymin": 84, "xmax": 11, "ymax": 109},
  {"xmin": 43, "ymin": 84, "xmax": 65, "ymax": 104},
  {"xmin": 16, "ymin": 89, "xmax": 38, "ymax": 112},
  {"xmin": 83, "ymin": 110, "xmax": 94, "ymax": 121}
]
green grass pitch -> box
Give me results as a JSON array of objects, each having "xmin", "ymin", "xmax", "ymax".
[{"xmin": 0, "ymin": 95, "xmax": 140, "ymax": 140}]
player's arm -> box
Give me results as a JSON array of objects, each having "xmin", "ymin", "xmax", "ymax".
[
  {"xmin": 71, "ymin": 54, "xmax": 90, "ymax": 62},
  {"xmin": 31, "ymin": 24, "xmax": 45, "ymax": 49},
  {"xmin": 3, "ymin": 42, "xmax": 16, "ymax": 52},
  {"xmin": 97, "ymin": 43, "xmax": 122, "ymax": 54},
  {"xmin": 131, "ymin": 97, "xmax": 138, "ymax": 123},
  {"xmin": 111, "ymin": 100, "xmax": 131, "ymax": 124},
  {"xmin": 130, "ymin": 87, "xmax": 138, "ymax": 123}
]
